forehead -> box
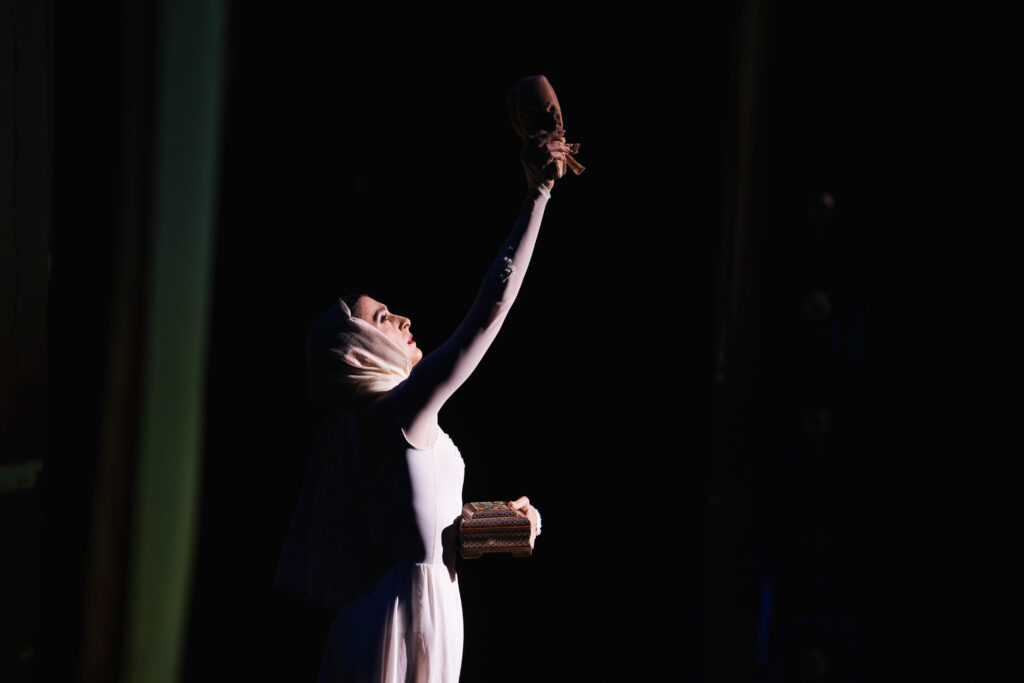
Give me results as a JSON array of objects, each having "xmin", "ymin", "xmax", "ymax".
[{"xmin": 351, "ymin": 295, "xmax": 384, "ymax": 322}]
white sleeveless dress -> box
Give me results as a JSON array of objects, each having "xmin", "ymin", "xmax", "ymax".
[{"xmin": 317, "ymin": 425, "xmax": 465, "ymax": 683}]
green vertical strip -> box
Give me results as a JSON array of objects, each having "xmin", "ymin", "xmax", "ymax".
[{"xmin": 121, "ymin": 1, "xmax": 225, "ymax": 682}]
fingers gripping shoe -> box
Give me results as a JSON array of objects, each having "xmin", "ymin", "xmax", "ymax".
[{"xmin": 506, "ymin": 75, "xmax": 585, "ymax": 184}]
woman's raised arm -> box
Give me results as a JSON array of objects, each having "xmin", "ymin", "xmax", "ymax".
[{"xmin": 391, "ymin": 170, "xmax": 559, "ymax": 447}]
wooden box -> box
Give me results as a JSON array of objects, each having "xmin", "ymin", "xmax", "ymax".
[{"xmin": 459, "ymin": 501, "xmax": 533, "ymax": 559}]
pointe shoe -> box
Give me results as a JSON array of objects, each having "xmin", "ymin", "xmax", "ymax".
[{"xmin": 506, "ymin": 75, "xmax": 585, "ymax": 183}]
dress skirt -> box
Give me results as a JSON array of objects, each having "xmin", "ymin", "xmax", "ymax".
[{"xmin": 317, "ymin": 561, "xmax": 463, "ymax": 683}]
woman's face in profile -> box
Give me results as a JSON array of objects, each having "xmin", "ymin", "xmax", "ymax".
[{"xmin": 351, "ymin": 295, "xmax": 423, "ymax": 367}]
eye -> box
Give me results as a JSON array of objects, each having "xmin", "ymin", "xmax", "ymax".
[{"xmin": 380, "ymin": 313, "xmax": 389, "ymax": 324}]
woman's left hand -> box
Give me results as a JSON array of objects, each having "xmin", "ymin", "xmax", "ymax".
[{"xmin": 509, "ymin": 496, "xmax": 540, "ymax": 549}]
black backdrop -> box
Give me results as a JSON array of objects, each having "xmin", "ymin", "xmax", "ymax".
[{"xmin": 46, "ymin": 2, "xmax": 965, "ymax": 681}]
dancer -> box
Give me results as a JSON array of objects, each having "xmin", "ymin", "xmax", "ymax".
[{"xmin": 276, "ymin": 111, "xmax": 576, "ymax": 680}]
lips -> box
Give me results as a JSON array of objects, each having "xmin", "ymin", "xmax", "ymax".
[{"xmin": 408, "ymin": 335, "xmax": 415, "ymax": 344}]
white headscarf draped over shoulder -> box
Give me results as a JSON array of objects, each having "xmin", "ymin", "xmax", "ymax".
[
  {"xmin": 276, "ymin": 296, "xmax": 412, "ymax": 610},
  {"xmin": 306, "ymin": 297, "xmax": 412, "ymax": 407}
]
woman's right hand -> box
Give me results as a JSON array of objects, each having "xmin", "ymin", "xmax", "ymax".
[
  {"xmin": 522, "ymin": 128, "xmax": 575, "ymax": 191},
  {"xmin": 508, "ymin": 496, "xmax": 540, "ymax": 549}
]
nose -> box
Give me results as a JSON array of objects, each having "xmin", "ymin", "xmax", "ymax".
[{"xmin": 398, "ymin": 315, "xmax": 411, "ymax": 331}]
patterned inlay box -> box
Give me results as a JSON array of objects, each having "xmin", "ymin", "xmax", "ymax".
[{"xmin": 459, "ymin": 501, "xmax": 533, "ymax": 559}]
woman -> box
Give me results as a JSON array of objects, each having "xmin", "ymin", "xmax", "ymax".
[{"xmin": 277, "ymin": 129, "xmax": 574, "ymax": 682}]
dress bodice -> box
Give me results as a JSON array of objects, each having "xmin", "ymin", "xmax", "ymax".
[{"xmin": 369, "ymin": 426, "xmax": 465, "ymax": 567}]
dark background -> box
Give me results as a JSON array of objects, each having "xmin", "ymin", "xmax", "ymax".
[{"xmin": 33, "ymin": 2, "xmax": 996, "ymax": 682}]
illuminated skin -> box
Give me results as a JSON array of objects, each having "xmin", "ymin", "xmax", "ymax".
[{"xmin": 353, "ymin": 139, "xmax": 570, "ymax": 548}]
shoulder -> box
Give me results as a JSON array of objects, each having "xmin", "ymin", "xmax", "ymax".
[
  {"xmin": 355, "ymin": 391, "xmax": 437, "ymax": 450},
  {"xmin": 372, "ymin": 382, "xmax": 440, "ymax": 450}
]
